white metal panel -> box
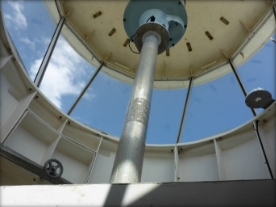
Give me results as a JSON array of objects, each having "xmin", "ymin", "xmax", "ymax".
[
  {"xmin": 0, "ymin": 55, "xmax": 12, "ymax": 70},
  {"xmin": 40, "ymin": 137, "xmax": 61, "ymax": 166},
  {"xmin": 0, "ymin": 91, "xmax": 36, "ymax": 143},
  {"xmin": 51, "ymin": 136, "xmax": 95, "ymax": 184},
  {"xmin": 174, "ymin": 146, "xmax": 179, "ymax": 182},
  {"xmin": 0, "ymin": 73, "xmax": 18, "ymax": 127},
  {"xmin": 217, "ymin": 129, "xmax": 270, "ymax": 180},
  {"xmin": 5, "ymin": 125, "xmax": 49, "ymax": 165},
  {"xmin": 28, "ymin": 95, "xmax": 68, "ymax": 131},
  {"xmin": 214, "ymin": 139, "xmax": 227, "ymax": 180},
  {"xmin": 233, "ymin": 12, "xmax": 276, "ymax": 67},
  {"xmin": 178, "ymin": 141, "xmax": 219, "ymax": 181},
  {"xmin": 51, "ymin": 150, "xmax": 89, "ymax": 183},
  {"xmin": 89, "ymin": 140, "xmax": 117, "ymax": 184},
  {"xmin": 258, "ymin": 105, "xmax": 276, "ymax": 177},
  {"xmin": 141, "ymin": 150, "xmax": 174, "ymax": 183},
  {"xmin": 62, "ymin": 122, "xmax": 100, "ymax": 152}
]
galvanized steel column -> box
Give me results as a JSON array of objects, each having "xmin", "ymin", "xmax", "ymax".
[{"xmin": 110, "ymin": 32, "xmax": 160, "ymax": 183}]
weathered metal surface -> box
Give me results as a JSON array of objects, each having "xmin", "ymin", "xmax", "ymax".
[{"xmin": 0, "ymin": 144, "xmax": 71, "ymax": 184}]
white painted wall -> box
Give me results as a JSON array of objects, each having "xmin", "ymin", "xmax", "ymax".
[
  {"xmin": 89, "ymin": 140, "xmax": 117, "ymax": 184},
  {"xmin": 141, "ymin": 150, "xmax": 174, "ymax": 183},
  {"xmin": 178, "ymin": 142, "xmax": 219, "ymax": 182},
  {"xmin": 52, "ymin": 150, "xmax": 89, "ymax": 183},
  {"xmin": 0, "ymin": 73, "xmax": 18, "ymax": 127},
  {"xmin": 1, "ymin": 55, "xmax": 275, "ymax": 184},
  {"xmin": 0, "ymin": 7, "xmax": 275, "ymax": 185},
  {"xmin": 51, "ymin": 137, "xmax": 95, "ymax": 183},
  {"xmin": 258, "ymin": 107, "xmax": 276, "ymax": 177},
  {"xmin": 217, "ymin": 129, "xmax": 270, "ymax": 180},
  {"xmin": 5, "ymin": 125, "xmax": 49, "ymax": 165},
  {"xmin": 62, "ymin": 123, "xmax": 100, "ymax": 151}
]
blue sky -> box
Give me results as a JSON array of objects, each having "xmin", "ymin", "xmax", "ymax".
[{"xmin": 2, "ymin": 0, "xmax": 275, "ymax": 144}]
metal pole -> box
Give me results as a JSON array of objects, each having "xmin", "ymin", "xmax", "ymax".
[
  {"xmin": 253, "ymin": 121, "xmax": 274, "ymax": 179},
  {"xmin": 110, "ymin": 32, "xmax": 160, "ymax": 183},
  {"xmin": 67, "ymin": 62, "xmax": 104, "ymax": 115},
  {"xmin": 176, "ymin": 76, "xmax": 193, "ymax": 143},
  {"xmin": 34, "ymin": 17, "xmax": 65, "ymax": 87},
  {"xmin": 229, "ymin": 59, "xmax": 257, "ymax": 116},
  {"xmin": 230, "ymin": 60, "xmax": 273, "ymax": 179},
  {"xmin": 273, "ymin": 0, "xmax": 276, "ymax": 20}
]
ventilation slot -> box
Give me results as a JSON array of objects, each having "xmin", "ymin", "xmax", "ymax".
[
  {"xmin": 186, "ymin": 42, "xmax": 192, "ymax": 52},
  {"xmin": 166, "ymin": 49, "xmax": 170, "ymax": 56},
  {"xmin": 123, "ymin": 39, "xmax": 130, "ymax": 47},
  {"xmin": 205, "ymin": 31, "xmax": 213, "ymax": 40},
  {"xmin": 93, "ymin": 11, "xmax": 102, "ymax": 18},
  {"xmin": 108, "ymin": 28, "xmax": 116, "ymax": 36},
  {"xmin": 220, "ymin": 17, "xmax": 229, "ymax": 25}
]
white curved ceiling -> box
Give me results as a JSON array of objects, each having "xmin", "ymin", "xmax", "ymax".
[{"xmin": 46, "ymin": 0, "xmax": 273, "ymax": 86}]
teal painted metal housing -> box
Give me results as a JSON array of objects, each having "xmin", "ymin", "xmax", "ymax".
[{"xmin": 123, "ymin": 0, "xmax": 188, "ymax": 49}]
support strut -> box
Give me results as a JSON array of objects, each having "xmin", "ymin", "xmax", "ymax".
[
  {"xmin": 110, "ymin": 32, "xmax": 160, "ymax": 183},
  {"xmin": 110, "ymin": 0, "xmax": 187, "ymax": 183}
]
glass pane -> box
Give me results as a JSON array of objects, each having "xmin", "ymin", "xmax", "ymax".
[
  {"xmin": 181, "ymin": 65, "xmax": 254, "ymax": 142},
  {"xmin": 146, "ymin": 88, "xmax": 187, "ymax": 144},
  {"xmin": 2, "ymin": 0, "xmax": 57, "ymax": 79},
  {"xmin": 236, "ymin": 33, "xmax": 276, "ymax": 114},
  {"xmin": 70, "ymin": 69, "xmax": 132, "ymax": 137},
  {"xmin": 39, "ymin": 33, "xmax": 98, "ymax": 112}
]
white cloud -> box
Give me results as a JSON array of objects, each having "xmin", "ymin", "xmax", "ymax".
[
  {"xmin": 4, "ymin": 1, "xmax": 27, "ymax": 30},
  {"xmin": 83, "ymin": 87, "xmax": 96, "ymax": 101},
  {"xmin": 3, "ymin": 14, "xmax": 12, "ymax": 28},
  {"xmin": 21, "ymin": 37, "xmax": 35, "ymax": 50},
  {"xmin": 30, "ymin": 37, "xmax": 95, "ymax": 109}
]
